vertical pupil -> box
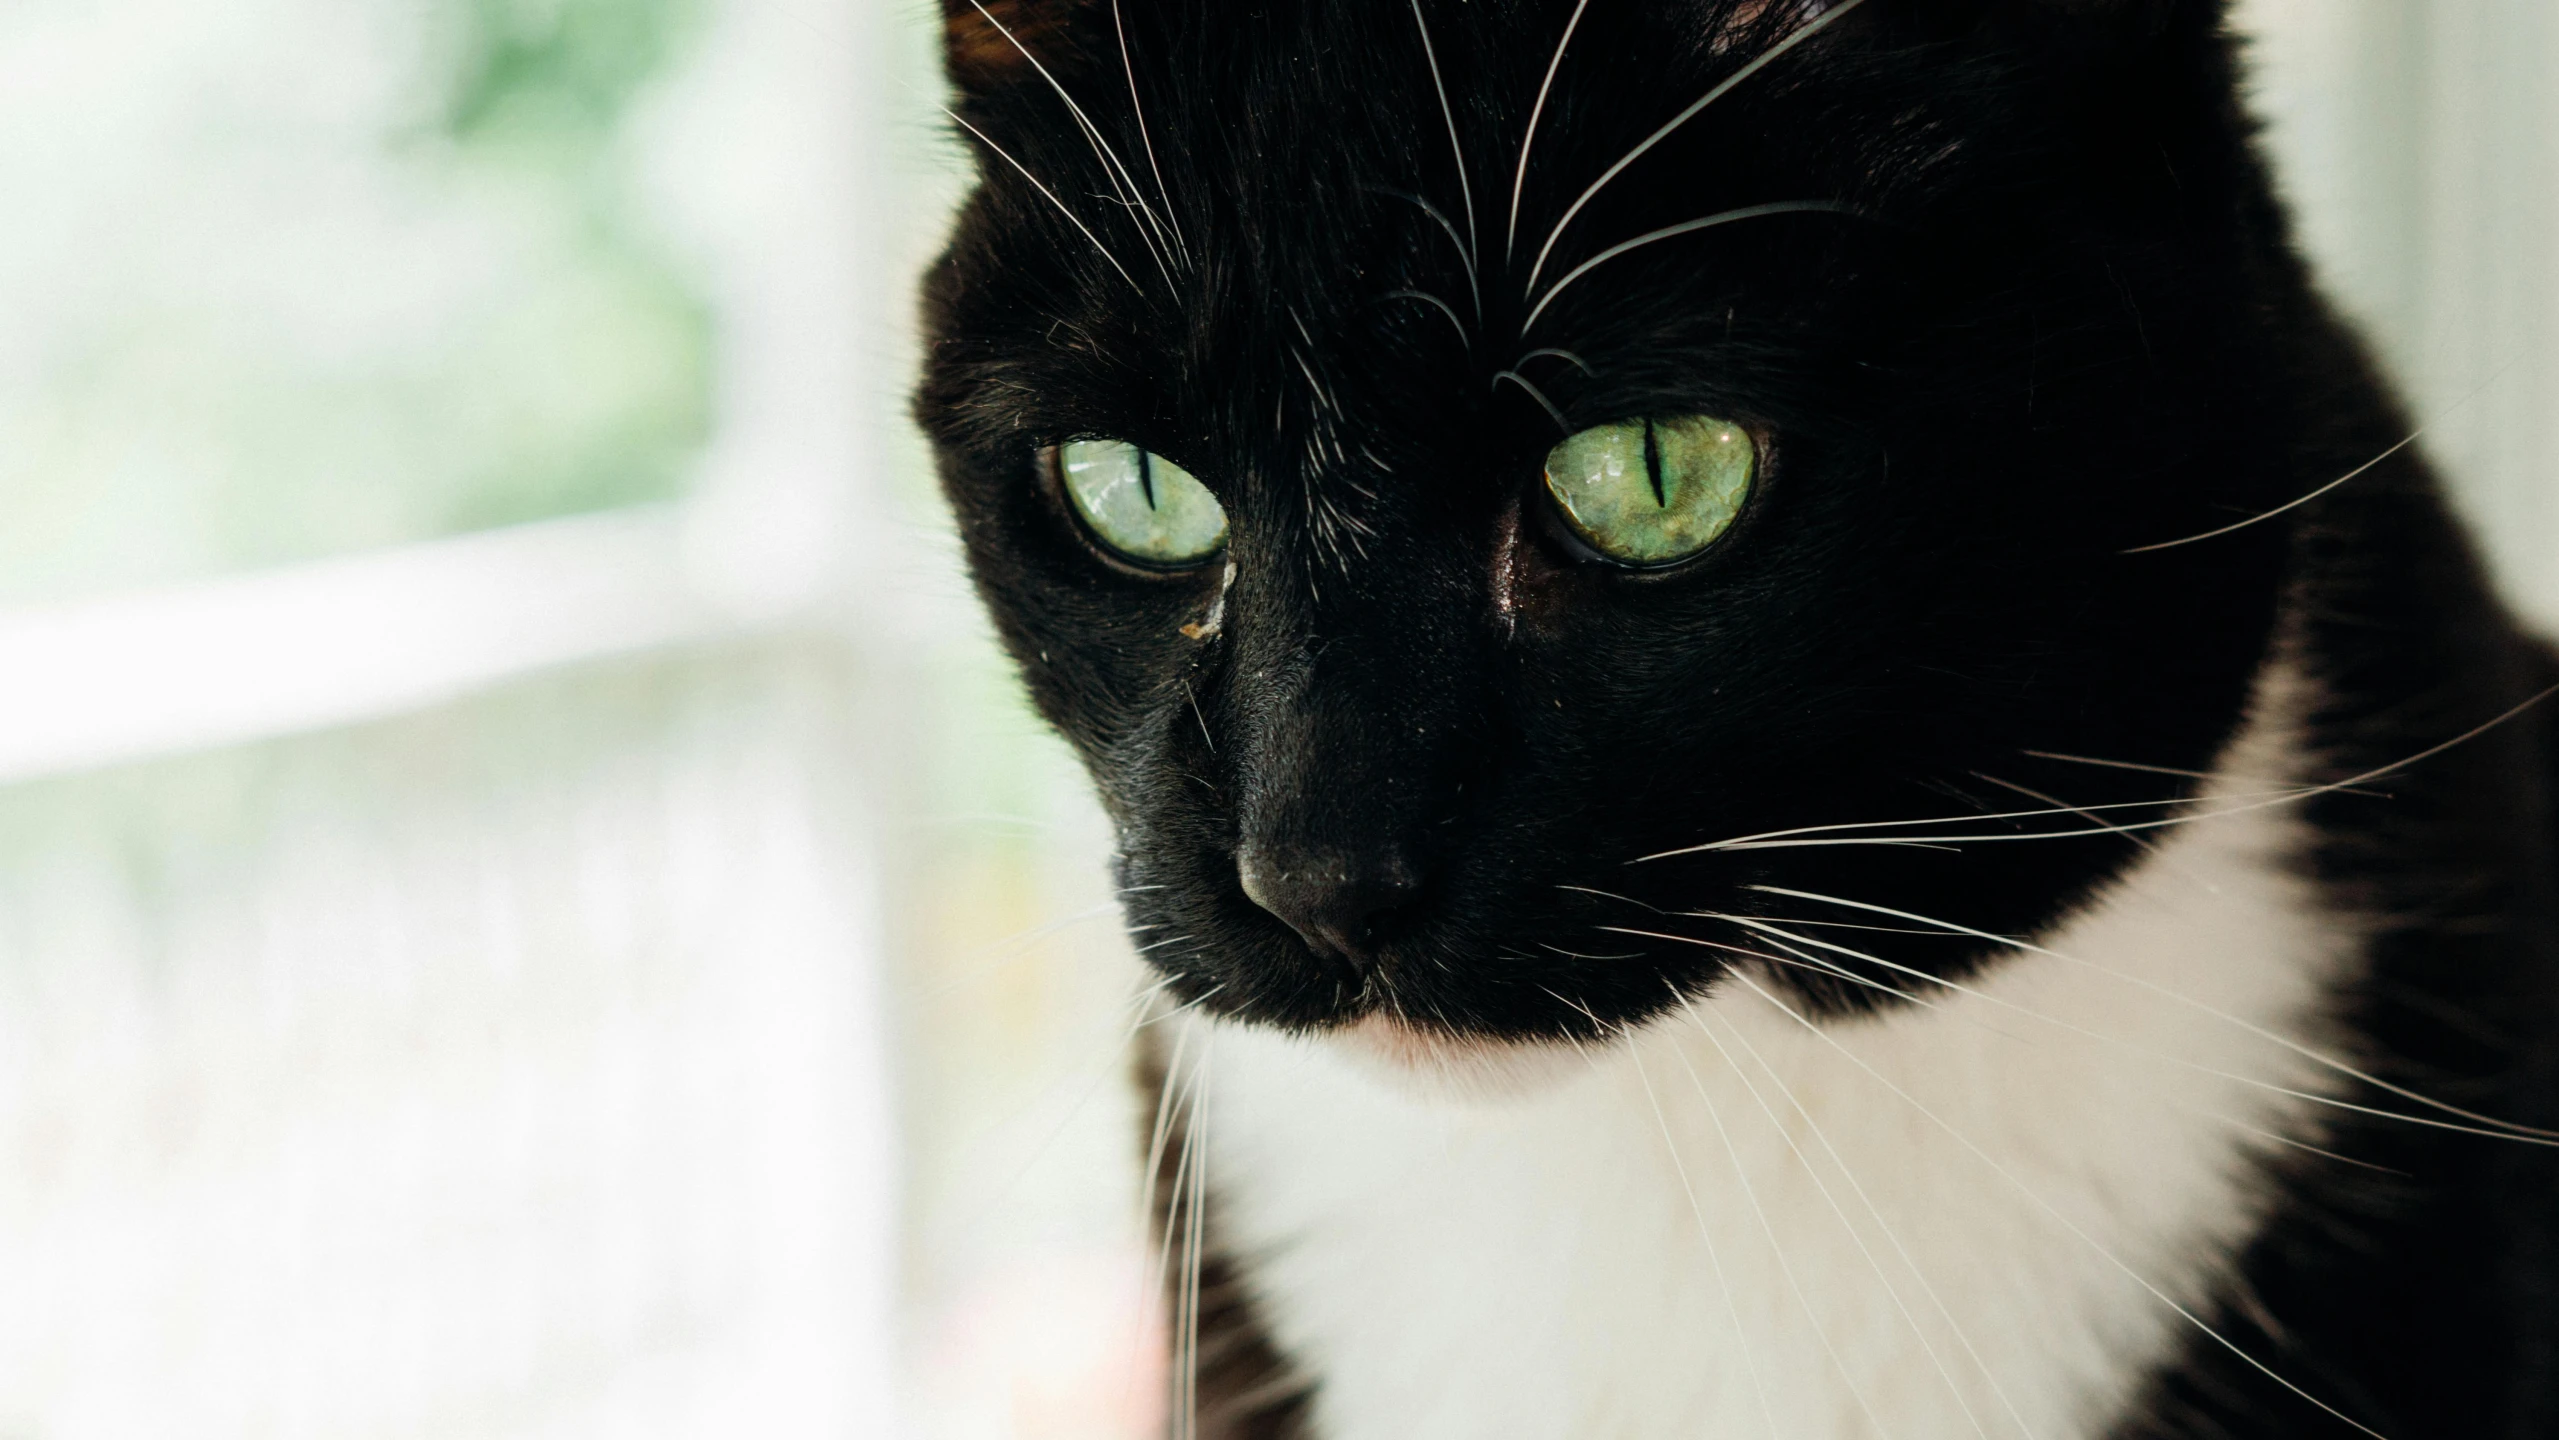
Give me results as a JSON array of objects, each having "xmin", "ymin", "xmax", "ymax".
[
  {"xmin": 1641, "ymin": 419, "xmax": 1665, "ymax": 507},
  {"xmin": 1138, "ymin": 448, "xmax": 1158, "ymax": 511}
]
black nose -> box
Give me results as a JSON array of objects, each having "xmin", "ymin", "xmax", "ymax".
[{"xmin": 1236, "ymin": 845, "xmax": 1422, "ymax": 966}]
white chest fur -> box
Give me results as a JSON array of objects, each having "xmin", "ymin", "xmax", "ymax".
[{"xmin": 1180, "ymin": 683, "xmax": 2346, "ymax": 1439}]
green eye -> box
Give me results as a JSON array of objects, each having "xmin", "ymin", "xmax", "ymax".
[
  {"xmin": 1055, "ymin": 440, "xmax": 1229, "ymax": 568},
  {"xmin": 1542, "ymin": 416, "xmax": 1756, "ymax": 566}
]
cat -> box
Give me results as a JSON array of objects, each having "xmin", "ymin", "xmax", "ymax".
[{"xmin": 914, "ymin": 1, "xmax": 2559, "ymax": 1435}]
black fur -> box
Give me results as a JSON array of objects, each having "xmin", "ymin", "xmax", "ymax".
[{"xmin": 917, "ymin": 0, "xmax": 2559, "ymax": 1433}]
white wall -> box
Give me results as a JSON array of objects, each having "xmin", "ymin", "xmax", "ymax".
[{"xmin": 2244, "ymin": 0, "xmax": 2559, "ymax": 629}]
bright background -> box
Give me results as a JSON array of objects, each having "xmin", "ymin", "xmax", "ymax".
[{"xmin": 0, "ymin": 2, "xmax": 2548, "ymax": 1437}]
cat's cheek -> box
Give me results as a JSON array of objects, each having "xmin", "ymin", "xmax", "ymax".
[{"xmin": 1323, "ymin": 1015, "xmax": 1592, "ymax": 1105}]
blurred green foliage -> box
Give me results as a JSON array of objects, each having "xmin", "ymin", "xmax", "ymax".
[
  {"xmin": 448, "ymin": 0, "xmax": 698, "ymax": 148},
  {"xmin": 0, "ymin": 0, "xmax": 714, "ymax": 605},
  {"xmin": 426, "ymin": 0, "xmax": 713, "ymax": 533}
]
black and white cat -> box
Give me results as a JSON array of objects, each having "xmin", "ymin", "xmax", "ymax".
[{"xmin": 916, "ymin": 1, "xmax": 2559, "ymax": 1435}]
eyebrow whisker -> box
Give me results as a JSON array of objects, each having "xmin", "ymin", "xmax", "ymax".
[
  {"xmin": 1522, "ymin": 0, "xmax": 1874, "ymax": 301},
  {"xmin": 1386, "ymin": 289, "xmax": 1473, "ymax": 351},
  {"xmin": 1111, "ymin": 0, "xmax": 1189, "ymax": 265},
  {"xmin": 943, "ymin": 107, "xmax": 1144, "ymax": 295},
  {"xmin": 1507, "ymin": 0, "xmax": 1593, "ymax": 267},
  {"xmin": 966, "ymin": 0, "xmax": 1179, "ymax": 284},
  {"xmin": 1524, "ymin": 201, "xmax": 1854, "ymax": 335},
  {"xmin": 1375, "ymin": 188, "xmax": 1483, "ymax": 325},
  {"xmin": 1409, "ymin": 0, "xmax": 1482, "ymax": 295},
  {"xmin": 1493, "ymin": 369, "xmax": 1572, "ymax": 434},
  {"xmin": 1516, "ymin": 347, "xmax": 1597, "ymax": 377}
]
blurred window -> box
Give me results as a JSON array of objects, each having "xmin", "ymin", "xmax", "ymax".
[
  {"xmin": 0, "ymin": 4, "xmax": 2551, "ymax": 1440},
  {"xmin": 0, "ymin": 1, "xmax": 909, "ymax": 1435},
  {"xmin": 0, "ymin": 0, "xmax": 716, "ymax": 607}
]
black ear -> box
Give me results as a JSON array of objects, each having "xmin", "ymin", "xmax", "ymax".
[
  {"xmin": 942, "ymin": 0, "xmax": 1099, "ymax": 95},
  {"xmin": 1864, "ymin": 0, "xmax": 2198, "ymax": 67},
  {"xmin": 2000, "ymin": 0, "xmax": 2186, "ymax": 44}
]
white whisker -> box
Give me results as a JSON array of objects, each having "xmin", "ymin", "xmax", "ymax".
[
  {"xmin": 1679, "ymin": 990, "xmax": 2005, "ymax": 1440},
  {"xmin": 1628, "ymin": 1047, "xmax": 1782, "ymax": 1440},
  {"xmin": 1639, "ymin": 790, "xmax": 2282, "ymax": 861},
  {"xmin": 966, "ymin": 0, "xmax": 1177, "ymax": 283},
  {"xmin": 1146, "ymin": 1031, "xmax": 1212, "ymax": 1440},
  {"xmin": 2018, "ymin": 747, "xmax": 2381, "ymax": 797},
  {"xmin": 1726, "ymin": 915, "xmax": 1947, "ymax": 936},
  {"xmin": 1409, "ymin": 0, "xmax": 1481, "ymax": 293},
  {"xmin": 1662, "ymin": 697, "xmax": 2555, "ymax": 855},
  {"xmin": 1140, "ymin": 1019, "xmax": 1196, "ymax": 1247},
  {"xmin": 1523, "ymin": 200, "xmax": 1852, "ymax": 334},
  {"xmin": 1186, "ymin": 682, "xmax": 1216, "ymax": 754},
  {"xmin": 2182, "ymin": 1102, "xmax": 2413, "ymax": 1178},
  {"xmin": 1492, "ymin": 368, "xmax": 1571, "ymax": 433},
  {"xmin": 1749, "ymin": 885, "xmax": 2559, "ymax": 1144},
  {"xmin": 1137, "ymin": 981, "xmax": 1225, "ymax": 1027},
  {"xmin": 1382, "ymin": 189, "xmax": 1482, "ymax": 322},
  {"xmin": 944, "ymin": 107, "xmax": 1143, "ymax": 293},
  {"xmin": 1725, "ymin": 969, "xmax": 2392, "ymax": 1440},
  {"xmin": 1600, "ymin": 924, "xmax": 1928, "ymax": 1007},
  {"xmin": 1147, "ymin": 1078, "xmax": 1198, "ymax": 1321},
  {"xmin": 1522, "ymin": 0, "xmax": 1873, "ymax": 301},
  {"xmin": 1716, "ymin": 829, "xmax": 2185, "ymax": 852},
  {"xmin": 2123, "ymin": 433, "xmax": 2420, "ymax": 554},
  {"xmin": 2298, "ymin": 681, "xmax": 2559, "ymax": 798},
  {"xmin": 1559, "ymin": 882, "xmax": 1664, "ymax": 912},
  {"xmin": 909, "ymin": 901, "xmax": 1116, "ymax": 1002},
  {"xmin": 1119, "ymin": 1018, "xmax": 1187, "ymax": 1419},
  {"xmin": 1180, "ymin": 1037, "xmax": 1214, "ymax": 1440},
  {"xmin": 1661, "ymin": 1030, "xmax": 1903, "ymax": 1440},
  {"xmin": 1971, "ymin": 771, "xmax": 2163, "ymax": 856},
  {"xmin": 1708, "ymin": 910, "xmax": 2559, "ymax": 1147},
  {"xmin": 1541, "ymin": 942, "xmax": 1647, "ymax": 961},
  {"xmin": 1386, "ymin": 288, "xmax": 1473, "ymax": 350},
  {"xmin": 969, "ymin": 978, "xmax": 1187, "ymax": 1235},
  {"xmin": 2124, "ymin": 361, "xmax": 2513, "ymax": 552},
  {"xmin": 1706, "ymin": 709, "xmax": 2546, "ymax": 846},
  {"xmin": 1742, "ymin": 926, "xmax": 1944, "ymax": 1007},
  {"xmin": 1506, "ymin": 0, "xmax": 1592, "ymax": 265},
  {"xmin": 1514, "ymin": 346, "xmax": 1595, "ymax": 376},
  {"xmin": 1111, "ymin": 0, "xmax": 1188, "ymax": 262}
]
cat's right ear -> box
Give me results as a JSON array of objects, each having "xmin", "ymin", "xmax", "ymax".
[
  {"xmin": 1994, "ymin": 0, "xmax": 2184, "ymax": 49},
  {"xmin": 943, "ymin": 0, "xmax": 1099, "ymax": 95}
]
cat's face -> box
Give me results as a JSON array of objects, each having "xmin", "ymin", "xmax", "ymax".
[{"xmin": 919, "ymin": 0, "xmax": 2289, "ymax": 1046}]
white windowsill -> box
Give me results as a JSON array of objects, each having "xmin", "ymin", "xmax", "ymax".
[{"xmin": 0, "ymin": 504, "xmax": 758, "ymax": 785}]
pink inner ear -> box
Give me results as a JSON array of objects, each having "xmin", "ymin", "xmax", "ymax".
[
  {"xmin": 944, "ymin": 0, "xmax": 1080, "ymax": 89},
  {"xmin": 1709, "ymin": 1, "xmax": 1832, "ymax": 54}
]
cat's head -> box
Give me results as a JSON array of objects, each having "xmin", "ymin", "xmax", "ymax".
[{"xmin": 918, "ymin": 0, "xmax": 2297, "ymax": 1051}]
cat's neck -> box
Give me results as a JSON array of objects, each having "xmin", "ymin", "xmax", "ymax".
[{"xmin": 1173, "ymin": 653, "xmax": 2345, "ymax": 1439}]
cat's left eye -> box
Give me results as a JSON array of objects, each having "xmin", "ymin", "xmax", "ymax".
[
  {"xmin": 1543, "ymin": 416, "xmax": 1756, "ymax": 567},
  {"xmin": 1053, "ymin": 440, "xmax": 1229, "ymax": 569}
]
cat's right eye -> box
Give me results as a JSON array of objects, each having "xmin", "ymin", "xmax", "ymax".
[
  {"xmin": 1543, "ymin": 416, "xmax": 1755, "ymax": 566},
  {"xmin": 1053, "ymin": 440, "xmax": 1229, "ymax": 569}
]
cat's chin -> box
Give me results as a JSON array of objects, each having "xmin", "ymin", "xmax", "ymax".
[{"xmin": 1324, "ymin": 1015, "xmax": 1590, "ymax": 1104}]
